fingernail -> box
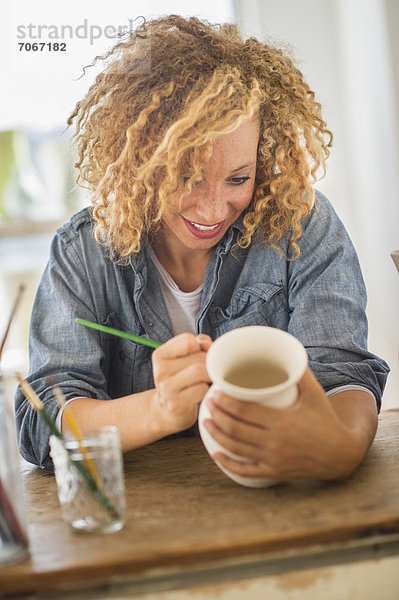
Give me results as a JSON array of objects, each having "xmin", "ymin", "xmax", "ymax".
[
  {"xmin": 209, "ymin": 390, "xmax": 221, "ymax": 403},
  {"xmin": 205, "ymin": 395, "xmax": 217, "ymax": 409},
  {"xmin": 211, "ymin": 453, "xmax": 223, "ymax": 465},
  {"xmin": 203, "ymin": 418, "xmax": 213, "ymax": 431},
  {"xmin": 196, "ymin": 334, "xmax": 210, "ymax": 347}
]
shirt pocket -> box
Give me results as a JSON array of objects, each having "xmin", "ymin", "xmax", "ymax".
[
  {"xmin": 209, "ymin": 282, "xmax": 288, "ymax": 336},
  {"xmin": 102, "ymin": 312, "xmax": 154, "ymax": 397}
]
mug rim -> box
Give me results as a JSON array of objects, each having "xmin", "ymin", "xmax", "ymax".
[{"xmin": 206, "ymin": 326, "xmax": 308, "ymax": 398}]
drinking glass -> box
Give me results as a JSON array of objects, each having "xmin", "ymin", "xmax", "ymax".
[{"xmin": 50, "ymin": 426, "xmax": 125, "ymax": 533}]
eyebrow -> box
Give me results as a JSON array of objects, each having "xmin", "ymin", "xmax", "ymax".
[{"xmin": 230, "ymin": 161, "xmax": 256, "ymax": 173}]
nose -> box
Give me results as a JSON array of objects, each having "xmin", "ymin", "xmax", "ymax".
[{"xmin": 195, "ymin": 183, "xmax": 228, "ymax": 223}]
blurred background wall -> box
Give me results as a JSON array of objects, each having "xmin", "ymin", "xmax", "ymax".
[
  {"xmin": 234, "ymin": 0, "xmax": 399, "ymax": 407},
  {"xmin": 1, "ymin": 0, "xmax": 398, "ymax": 407}
]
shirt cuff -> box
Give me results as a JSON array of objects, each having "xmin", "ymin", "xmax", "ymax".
[
  {"xmin": 55, "ymin": 397, "xmax": 85, "ymax": 431},
  {"xmin": 326, "ymin": 384, "xmax": 376, "ymax": 403}
]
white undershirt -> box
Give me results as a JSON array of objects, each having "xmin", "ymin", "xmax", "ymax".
[{"xmin": 148, "ymin": 246, "xmax": 202, "ymax": 336}]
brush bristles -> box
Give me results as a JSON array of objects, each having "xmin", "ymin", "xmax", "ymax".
[{"xmin": 16, "ymin": 373, "xmax": 44, "ymax": 411}]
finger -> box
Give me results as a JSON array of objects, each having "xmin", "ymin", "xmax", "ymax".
[
  {"xmin": 212, "ymin": 453, "xmax": 279, "ymax": 479},
  {"xmin": 207, "ymin": 398, "xmax": 265, "ymax": 443},
  {"xmin": 196, "ymin": 334, "xmax": 212, "ymax": 352},
  {"xmin": 203, "ymin": 417, "xmax": 267, "ymax": 463},
  {"xmin": 214, "ymin": 451, "xmax": 323, "ymax": 480},
  {"xmin": 153, "ymin": 332, "xmax": 203, "ymax": 360},
  {"xmin": 166, "ymin": 382, "xmax": 211, "ymax": 410},
  {"xmin": 173, "ymin": 362, "xmax": 212, "ymax": 390},
  {"xmin": 209, "ymin": 391, "xmax": 280, "ymax": 428},
  {"xmin": 153, "ymin": 347, "xmax": 208, "ymax": 383},
  {"xmin": 157, "ymin": 362, "xmax": 211, "ymax": 400}
]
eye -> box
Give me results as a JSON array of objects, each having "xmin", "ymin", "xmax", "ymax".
[{"xmin": 229, "ymin": 176, "xmax": 251, "ymax": 185}]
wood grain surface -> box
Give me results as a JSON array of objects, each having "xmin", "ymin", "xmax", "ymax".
[{"xmin": 1, "ymin": 410, "xmax": 398, "ymax": 595}]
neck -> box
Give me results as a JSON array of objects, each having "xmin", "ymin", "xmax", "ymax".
[{"xmin": 150, "ymin": 238, "xmax": 213, "ymax": 293}]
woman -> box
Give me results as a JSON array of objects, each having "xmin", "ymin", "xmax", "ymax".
[{"xmin": 15, "ymin": 15, "xmax": 389, "ymax": 479}]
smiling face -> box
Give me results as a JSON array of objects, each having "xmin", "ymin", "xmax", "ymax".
[{"xmin": 157, "ymin": 118, "xmax": 260, "ymax": 260}]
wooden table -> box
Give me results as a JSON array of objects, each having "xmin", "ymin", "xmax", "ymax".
[{"xmin": 1, "ymin": 410, "xmax": 399, "ymax": 599}]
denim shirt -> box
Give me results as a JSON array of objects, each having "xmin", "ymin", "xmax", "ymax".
[{"xmin": 15, "ymin": 190, "xmax": 390, "ymax": 470}]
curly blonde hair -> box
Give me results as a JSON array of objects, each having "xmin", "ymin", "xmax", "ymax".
[{"xmin": 67, "ymin": 14, "xmax": 332, "ymax": 259}]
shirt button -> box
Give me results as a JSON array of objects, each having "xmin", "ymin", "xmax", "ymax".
[{"xmin": 119, "ymin": 350, "xmax": 125, "ymax": 361}]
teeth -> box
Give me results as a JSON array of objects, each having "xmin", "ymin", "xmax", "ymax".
[{"xmin": 190, "ymin": 221, "xmax": 219, "ymax": 231}]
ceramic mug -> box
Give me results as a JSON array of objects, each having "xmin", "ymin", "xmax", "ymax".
[{"xmin": 198, "ymin": 326, "xmax": 308, "ymax": 488}]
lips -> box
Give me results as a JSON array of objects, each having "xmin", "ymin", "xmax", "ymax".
[{"xmin": 181, "ymin": 216, "xmax": 226, "ymax": 239}]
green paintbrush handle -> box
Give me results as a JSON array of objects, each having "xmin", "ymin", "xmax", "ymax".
[{"xmin": 76, "ymin": 318, "xmax": 162, "ymax": 349}]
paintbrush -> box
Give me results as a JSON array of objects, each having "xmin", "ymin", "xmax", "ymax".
[
  {"xmin": 0, "ymin": 476, "xmax": 28, "ymax": 546},
  {"xmin": 16, "ymin": 374, "xmax": 120, "ymax": 521},
  {"xmin": 0, "ymin": 284, "xmax": 25, "ymax": 362},
  {"xmin": 75, "ymin": 318, "xmax": 162, "ymax": 349},
  {"xmin": 51, "ymin": 380, "xmax": 102, "ymax": 488}
]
